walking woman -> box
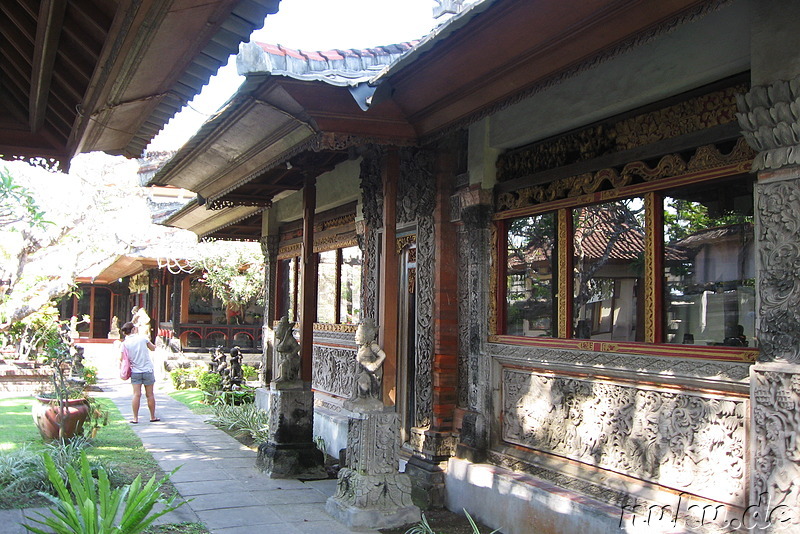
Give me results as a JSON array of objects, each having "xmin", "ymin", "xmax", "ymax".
[{"xmin": 120, "ymin": 321, "xmax": 159, "ymax": 423}]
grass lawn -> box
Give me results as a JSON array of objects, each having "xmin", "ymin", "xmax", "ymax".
[
  {"xmin": 0, "ymin": 394, "xmax": 209, "ymax": 533},
  {"xmin": 168, "ymin": 389, "xmax": 213, "ymax": 415}
]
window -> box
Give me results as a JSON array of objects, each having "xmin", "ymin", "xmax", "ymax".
[
  {"xmin": 498, "ymin": 173, "xmax": 756, "ymax": 351},
  {"xmin": 505, "ymin": 213, "xmax": 556, "ymax": 337},
  {"xmin": 316, "ymin": 245, "xmax": 362, "ymax": 324},
  {"xmin": 663, "ymin": 177, "xmax": 755, "ymax": 346},
  {"xmin": 573, "ymin": 198, "xmax": 644, "ymax": 342}
]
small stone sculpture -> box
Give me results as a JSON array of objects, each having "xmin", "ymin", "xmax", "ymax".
[
  {"xmin": 108, "ymin": 316, "xmax": 120, "ymax": 339},
  {"xmin": 273, "ymin": 316, "xmax": 301, "ymax": 386},
  {"xmin": 208, "ymin": 346, "xmax": 222, "ymax": 373},
  {"xmin": 68, "ymin": 316, "xmax": 79, "ymax": 340},
  {"xmin": 353, "ymin": 319, "xmax": 386, "ymax": 408},
  {"xmin": 229, "ymin": 346, "xmax": 243, "ymax": 387}
]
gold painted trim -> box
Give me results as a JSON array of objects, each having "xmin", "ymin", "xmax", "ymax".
[
  {"xmin": 314, "ymin": 236, "xmax": 358, "ymax": 253},
  {"xmin": 557, "ymin": 209, "xmax": 569, "ymax": 339},
  {"xmin": 495, "ymin": 140, "xmax": 755, "ymax": 217},
  {"xmin": 278, "ymin": 243, "xmax": 301, "ymax": 260},
  {"xmin": 644, "ymin": 193, "xmax": 657, "ymax": 344},
  {"xmin": 313, "ymin": 323, "xmax": 358, "ymax": 333},
  {"xmin": 396, "ymin": 234, "xmax": 417, "ymax": 254}
]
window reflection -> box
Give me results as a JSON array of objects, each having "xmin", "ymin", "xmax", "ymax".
[
  {"xmin": 663, "ymin": 177, "xmax": 755, "ymax": 346},
  {"xmin": 573, "ymin": 198, "xmax": 645, "ymax": 341},
  {"xmin": 505, "ymin": 213, "xmax": 556, "ymax": 337}
]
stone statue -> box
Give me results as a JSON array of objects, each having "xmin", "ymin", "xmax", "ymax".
[
  {"xmin": 273, "ymin": 316, "xmax": 301, "ymax": 386},
  {"xmin": 108, "ymin": 316, "xmax": 120, "ymax": 339},
  {"xmin": 216, "ymin": 349, "xmax": 230, "ymax": 389},
  {"xmin": 209, "ymin": 346, "xmax": 222, "ymax": 373},
  {"xmin": 133, "ymin": 307, "xmax": 151, "ymax": 340},
  {"xmin": 68, "ymin": 316, "xmax": 79, "ymax": 340},
  {"xmin": 229, "ymin": 346, "xmax": 243, "ymax": 387},
  {"xmin": 70, "ymin": 346, "xmax": 85, "ymax": 378},
  {"xmin": 353, "ymin": 319, "xmax": 386, "ymax": 406}
]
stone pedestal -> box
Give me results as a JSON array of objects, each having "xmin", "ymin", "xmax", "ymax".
[
  {"xmin": 256, "ymin": 387, "xmax": 326, "ymax": 479},
  {"xmin": 405, "ymin": 427, "xmax": 457, "ymax": 509},
  {"xmin": 326, "ymin": 411, "xmax": 420, "ymax": 530}
]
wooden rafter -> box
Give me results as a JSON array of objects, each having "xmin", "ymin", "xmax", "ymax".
[{"xmin": 29, "ymin": 0, "xmax": 66, "ymax": 132}]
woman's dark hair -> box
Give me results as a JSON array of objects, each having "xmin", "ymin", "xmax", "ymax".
[{"xmin": 121, "ymin": 322, "xmax": 135, "ymax": 336}]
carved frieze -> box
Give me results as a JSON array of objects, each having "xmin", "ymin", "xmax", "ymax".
[
  {"xmin": 756, "ymin": 178, "xmax": 800, "ymax": 363},
  {"xmin": 502, "ymin": 367, "xmax": 747, "ymax": 505},
  {"xmin": 737, "ymin": 75, "xmax": 800, "ymax": 171},
  {"xmin": 312, "ymin": 344, "xmax": 357, "ymax": 398},
  {"xmin": 497, "ymin": 84, "xmax": 746, "ymax": 183}
]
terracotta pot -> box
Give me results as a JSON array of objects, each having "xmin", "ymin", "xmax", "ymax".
[{"xmin": 31, "ymin": 396, "xmax": 90, "ymax": 441}]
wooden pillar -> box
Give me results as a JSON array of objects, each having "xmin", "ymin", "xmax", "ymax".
[
  {"xmin": 300, "ymin": 176, "xmax": 317, "ymax": 383},
  {"xmin": 380, "ymin": 149, "xmax": 399, "ymax": 403}
]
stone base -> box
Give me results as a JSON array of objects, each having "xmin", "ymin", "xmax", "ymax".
[
  {"xmin": 405, "ymin": 455, "xmax": 448, "ymax": 509},
  {"xmin": 256, "ymin": 441, "xmax": 327, "ymax": 480},
  {"xmin": 325, "ymin": 469, "xmax": 420, "ymax": 530}
]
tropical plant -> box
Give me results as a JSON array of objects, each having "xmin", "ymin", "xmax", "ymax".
[
  {"xmin": 404, "ymin": 510, "xmax": 500, "ymax": 534},
  {"xmin": 196, "ymin": 370, "xmax": 221, "ymax": 395},
  {"xmin": 241, "ymin": 364, "xmax": 257, "ymax": 381},
  {"xmin": 208, "ymin": 402, "xmax": 269, "ymax": 444},
  {"xmin": 82, "ymin": 364, "xmax": 98, "ymax": 385},
  {"xmin": 23, "ymin": 451, "xmax": 186, "ymax": 534}
]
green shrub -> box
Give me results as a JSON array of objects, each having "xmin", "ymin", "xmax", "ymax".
[
  {"xmin": 169, "ymin": 368, "xmax": 191, "ymax": 390},
  {"xmin": 241, "ymin": 364, "xmax": 258, "ymax": 380},
  {"xmin": 196, "ymin": 370, "xmax": 221, "ymax": 394},
  {"xmin": 82, "ymin": 365, "xmax": 98, "ymax": 385},
  {"xmin": 23, "ymin": 451, "xmax": 185, "ymax": 534}
]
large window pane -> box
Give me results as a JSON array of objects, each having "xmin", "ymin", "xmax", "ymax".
[
  {"xmin": 505, "ymin": 213, "xmax": 556, "ymax": 337},
  {"xmin": 340, "ymin": 245, "xmax": 362, "ymax": 324},
  {"xmin": 663, "ymin": 177, "xmax": 755, "ymax": 346},
  {"xmin": 317, "ymin": 250, "xmax": 337, "ymax": 323},
  {"xmin": 573, "ymin": 198, "xmax": 644, "ymax": 341}
]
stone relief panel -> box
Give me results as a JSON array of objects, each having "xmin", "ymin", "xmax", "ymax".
[
  {"xmin": 756, "ymin": 178, "xmax": 800, "ymax": 364},
  {"xmin": 501, "ymin": 367, "xmax": 747, "ymax": 505},
  {"xmin": 752, "ymin": 365, "xmax": 800, "ymax": 528},
  {"xmin": 312, "ymin": 344, "xmax": 357, "ymax": 399}
]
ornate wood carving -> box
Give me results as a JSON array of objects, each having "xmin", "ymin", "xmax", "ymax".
[
  {"xmin": 496, "ymin": 139, "xmax": 755, "ymax": 213},
  {"xmin": 501, "ymin": 366, "xmax": 746, "ymax": 505},
  {"xmin": 496, "ymin": 84, "xmax": 746, "ymax": 183},
  {"xmin": 399, "ymin": 147, "xmax": 436, "ymax": 428},
  {"xmin": 359, "ymin": 146, "xmax": 384, "ymax": 321}
]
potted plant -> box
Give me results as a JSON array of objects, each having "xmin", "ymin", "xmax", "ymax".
[{"xmin": 30, "ymin": 316, "xmax": 93, "ymax": 441}]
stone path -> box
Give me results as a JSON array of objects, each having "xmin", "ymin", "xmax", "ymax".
[{"xmin": 2, "ymin": 371, "xmax": 381, "ymax": 534}]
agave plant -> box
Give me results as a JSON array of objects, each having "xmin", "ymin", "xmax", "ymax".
[
  {"xmin": 405, "ymin": 510, "xmax": 500, "ymax": 534},
  {"xmin": 23, "ymin": 451, "xmax": 186, "ymax": 534}
]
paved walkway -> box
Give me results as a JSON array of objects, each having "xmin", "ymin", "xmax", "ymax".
[{"xmin": 3, "ymin": 369, "xmax": 381, "ymax": 534}]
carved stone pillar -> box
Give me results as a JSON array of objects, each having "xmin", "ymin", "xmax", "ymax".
[
  {"xmin": 256, "ymin": 320, "xmax": 326, "ymax": 480},
  {"xmin": 326, "ymin": 409, "xmax": 420, "ymax": 529},
  {"xmin": 452, "ymin": 187, "xmax": 493, "ymax": 463},
  {"xmin": 739, "ymin": 75, "xmax": 800, "ymax": 530}
]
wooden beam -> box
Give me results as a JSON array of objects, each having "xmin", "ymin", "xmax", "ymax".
[
  {"xmin": 299, "ymin": 175, "xmax": 317, "ymax": 383},
  {"xmin": 29, "ymin": 0, "xmax": 67, "ymax": 132}
]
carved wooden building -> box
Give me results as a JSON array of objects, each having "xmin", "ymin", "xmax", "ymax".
[{"xmin": 146, "ymin": 0, "xmax": 800, "ymax": 532}]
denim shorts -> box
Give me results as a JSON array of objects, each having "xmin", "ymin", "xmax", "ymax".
[{"xmin": 131, "ymin": 371, "xmax": 156, "ymax": 385}]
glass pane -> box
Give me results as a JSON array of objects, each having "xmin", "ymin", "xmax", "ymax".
[
  {"xmin": 340, "ymin": 245, "xmax": 362, "ymax": 324},
  {"xmin": 317, "ymin": 250, "xmax": 337, "ymax": 324},
  {"xmin": 573, "ymin": 198, "xmax": 645, "ymax": 341},
  {"xmin": 505, "ymin": 213, "xmax": 556, "ymax": 337},
  {"xmin": 663, "ymin": 177, "xmax": 755, "ymax": 346}
]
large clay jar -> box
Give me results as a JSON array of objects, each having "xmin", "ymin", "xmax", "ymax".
[{"xmin": 32, "ymin": 397, "xmax": 90, "ymax": 441}]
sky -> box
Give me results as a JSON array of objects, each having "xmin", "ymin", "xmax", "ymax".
[{"xmin": 147, "ymin": 0, "xmax": 449, "ymax": 152}]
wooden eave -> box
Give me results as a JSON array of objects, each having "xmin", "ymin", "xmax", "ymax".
[
  {"xmin": 0, "ymin": 0, "xmax": 281, "ymax": 166},
  {"xmin": 164, "ymin": 199, "xmax": 264, "ymax": 241},
  {"xmin": 151, "ymin": 73, "xmax": 414, "ymax": 219},
  {"xmin": 378, "ymin": 0, "xmax": 711, "ymax": 138}
]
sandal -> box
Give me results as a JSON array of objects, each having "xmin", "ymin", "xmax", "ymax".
[
  {"xmin": 130, "ymin": 420, "xmax": 138, "ymax": 424},
  {"xmin": 150, "ymin": 418, "xmax": 161, "ymax": 422}
]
